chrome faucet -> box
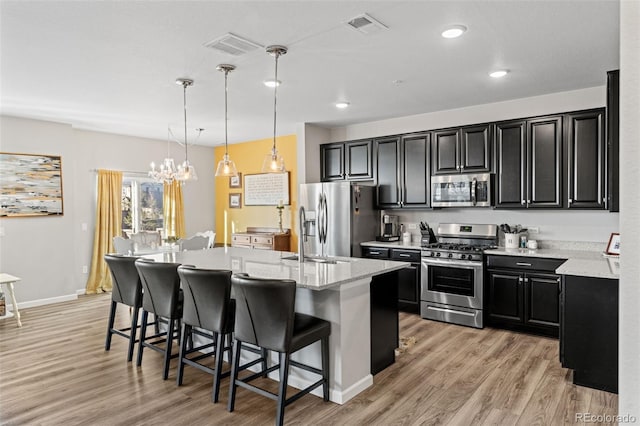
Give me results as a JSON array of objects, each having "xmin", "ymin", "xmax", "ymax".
[{"xmin": 298, "ymin": 206, "xmax": 306, "ymax": 263}]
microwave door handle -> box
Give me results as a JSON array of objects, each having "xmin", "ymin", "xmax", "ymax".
[{"xmin": 471, "ymin": 178, "xmax": 477, "ymax": 206}]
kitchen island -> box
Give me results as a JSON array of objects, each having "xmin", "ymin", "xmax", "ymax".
[{"xmin": 143, "ymin": 247, "xmax": 409, "ymax": 404}]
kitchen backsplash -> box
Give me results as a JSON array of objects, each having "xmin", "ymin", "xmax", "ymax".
[{"xmin": 387, "ymin": 209, "xmax": 619, "ymax": 243}]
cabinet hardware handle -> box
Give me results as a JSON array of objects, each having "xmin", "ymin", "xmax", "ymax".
[
  {"xmin": 527, "ymin": 199, "xmax": 531, "ymax": 203},
  {"xmin": 516, "ymin": 262, "xmax": 532, "ymax": 266},
  {"xmin": 370, "ymin": 251, "xmax": 380, "ymax": 255},
  {"xmin": 569, "ymin": 198, "xmax": 573, "ymax": 204},
  {"xmin": 603, "ymin": 197, "xmax": 607, "ymax": 203},
  {"xmin": 524, "ymin": 277, "xmax": 529, "ymax": 283},
  {"xmin": 399, "ymin": 254, "xmax": 411, "ymax": 258},
  {"xmin": 521, "ymin": 200, "xmax": 526, "ymax": 205},
  {"xmin": 518, "ymin": 277, "xmax": 523, "ymax": 283}
]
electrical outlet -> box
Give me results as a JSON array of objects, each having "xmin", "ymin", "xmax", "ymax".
[
  {"xmin": 81, "ymin": 223, "xmax": 88, "ymax": 231},
  {"xmin": 0, "ymin": 227, "xmax": 4, "ymax": 237},
  {"xmin": 82, "ymin": 266, "xmax": 88, "ymax": 274},
  {"xmin": 528, "ymin": 226, "xmax": 539, "ymax": 234},
  {"xmin": 407, "ymin": 223, "xmax": 417, "ymax": 230}
]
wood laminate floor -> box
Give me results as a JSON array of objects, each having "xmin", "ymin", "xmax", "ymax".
[{"xmin": 0, "ymin": 294, "xmax": 617, "ymax": 425}]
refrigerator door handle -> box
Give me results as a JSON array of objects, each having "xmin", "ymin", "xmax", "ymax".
[
  {"xmin": 317, "ymin": 194, "xmax": 324, "ymax": 244},
  {"xmin": 322, "ymin": 193, "xmax": 329, "ymax": 244}
]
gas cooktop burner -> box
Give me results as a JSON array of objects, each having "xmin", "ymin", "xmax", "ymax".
[{"xmin": 423, "ymin": 243, "xmax": 497, "ymax": 252}]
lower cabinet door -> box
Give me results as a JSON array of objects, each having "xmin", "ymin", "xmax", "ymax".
[
  {"xmin": 524, "ymin": 273, "xmax": 560, "ymax": 335},
  {"xmin": 397, "ymin": 263, "xmax": 419, "ymax": 312},
  {"xmin": 487, "ymin": 270, "xmax": 524, "ymax": 325}
]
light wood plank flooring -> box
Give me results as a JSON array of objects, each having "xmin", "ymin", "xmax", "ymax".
[{"xmin": 0, "ymin": 294, "xmax": 617, "ymax": 425}]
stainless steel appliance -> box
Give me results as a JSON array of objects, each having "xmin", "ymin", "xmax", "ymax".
[
  {"xmin": 298, "ymin": 182, "xmax": 378, "ymax": 258},
  {"xmin": 420, "ymin": 223, "xmax": 498, "ymax": 328},
  {"xmin": 377, "ymin": 214, "xmax": 400, "ymax": 241},
  {"xmin": 431, "ymin": 173, "xmax": 492, "ymax": 207}
]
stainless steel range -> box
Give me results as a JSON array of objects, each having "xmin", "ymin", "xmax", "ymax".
[{"xmin": 420, "ymin": 223, "xmax": 498, "ymax": 328}]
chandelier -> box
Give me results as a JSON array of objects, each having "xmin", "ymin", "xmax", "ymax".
[
  {"xmin": 149, "ymin": 78, "xmax": 198, "ymax": 183},
  {"xmin": 214, "ymin": 64, "xmax": 238, "ymax": 177},
  {"xmin": 261, "ymin": 45, "xmax": 287, "ymax": 173}
]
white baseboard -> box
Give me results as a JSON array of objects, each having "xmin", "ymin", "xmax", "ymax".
[
  {"xmin": 76, "ymin": 288, "xmax": 86, "ymax": 296},
  {"xmin": 9, "ymin": 293, "xmax": 78, "ymax": 310}
]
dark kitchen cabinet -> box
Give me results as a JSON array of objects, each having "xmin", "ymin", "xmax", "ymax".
[
  {"xmin": 566, "ymin": 109, "xmax": 606, "ymax": 209},
  {"xmin": 375, "ymin": 133, "xmax": 430, "ymax": 209},
  {"xmin": 432, "ymin": 124, "xmax": 491, "ymax": 175},
  {"xmin": 495, "ymin": 115, "xmax": 563, "ymax": 208},
  {"xmin": 486, "ymin": 255, "xmax": 565, "ymax": 337},
  {"xmin": 607, "ymin": 70, "xmax": 619, "ymax": 212},
  {"xmin": 560, "ymin": 275, "xmax": 618, "ymax": 393},
  {"xmin": 370, "ymin": 270, "xmax": 399, "ymax": 375},
  {"xmin": 320, "ymin": 139, "xmax": 373, "ymax": 182},
  {"xmin": 362, "ymin": 246, "xmax": 420, "ymax": 313}
]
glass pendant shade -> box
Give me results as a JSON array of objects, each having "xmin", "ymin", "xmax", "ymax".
[
  {"xmin": 214, "ymin": 64, "xmax": 239, "ymax": 178},
  {"xmin": 215, "ymin": 153, "xmax": 238, "ymax": 177},
  {"xmin": 176, "ymin": 159, "xmax": 198, "ymax": 182},
  {"xmin": 262, "ymin": 147, "xmax": 285, "ymax": 173},
  {"xmin": 261, "ymin": 45, "xmax": 287, "ymax": 174}
]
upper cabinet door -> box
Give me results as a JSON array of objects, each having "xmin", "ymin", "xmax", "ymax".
[
  {"xmin": 460, "ymin": 124, "xmax": 491, "ymax": 172},
  {"xmin": 432, "ymin": 129, "xmax": 459, "ymax": 174},
  {"xmin": 401, "ymin": 133, "xmax": 430, "ymax": 208},
  {"xmin": 495, "ymin": 120, "xmax": 527, "ymax": 208},
  {"xmin": 567, "ymin": 109, "xmax": 606, "ymax": 209},
  {"xmin": 375, "ymin": 136, "xmax": 401, "ymax": 208},
  {"xmin": 527, "ymin": 116, "xmax": 563, "ymax": 208},
  {"xmin": 344, "ymin": 139, "xmax": 374, "ymax": 181},
  {"xmin": 320, "ymin": 143, "xmax": 344, "ymax": 181}
]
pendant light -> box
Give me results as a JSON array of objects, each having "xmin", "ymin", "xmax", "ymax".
[
  {"xmin": 214, "ymin": 64, "xmax": 238, "ymax": 177},
  {"xmin": 175, "ymin": 78, "xmax": 198, "ymax": 182},
  {"xmin": 149, "ymin": 127, "xmax": 179, "ymax": 183},
  {"xmin": 261, "ymin": 45, "xmax": 287, "ymax": 173}
]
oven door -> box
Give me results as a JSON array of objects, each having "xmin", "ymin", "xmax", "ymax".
[{"xmin": 421, "ymin": 257, "xmax": 483, "ymax": 309}]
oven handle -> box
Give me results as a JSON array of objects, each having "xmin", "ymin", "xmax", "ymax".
[
  {"xmin": 421, "ymin": 257, "xmax": 483, "ymax": 269},
  {"xmin": 427, "ymin": 306, "xmax": 476, "ymax": 317}
]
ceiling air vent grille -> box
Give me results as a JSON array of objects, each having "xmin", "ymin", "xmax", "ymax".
[
  {"xmin": 204, "ymin": 33, "xmax": 263, "ymax": 56},
  {"xmin": 345, "ymin": 13, "xmax": 388, "ymax": 35}
]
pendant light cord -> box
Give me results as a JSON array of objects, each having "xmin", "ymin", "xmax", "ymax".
[
  {"xmin": 272, "ymin": 51, "xmax": 279, "ymax": 154},
  {"xmin": 183, "ymin": 82, "xmax": 188, "ymax": 161},
  {"xmin": 225, "ymin": 68, "xmax": 229, "ymax": 156}
]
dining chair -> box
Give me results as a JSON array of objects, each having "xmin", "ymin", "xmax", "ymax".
[
  {"xmin": 195, "ymin": 230, "xmax": 216, "ymax": 248},
  {"xmin": 130, "ymin": 231, "xmax": 162, "ymax": 250},
  {"xmin": 178, "ymin": 235, "xmax": 209, "ymax": 251},
  {"xmin": 113, "ymin": 236, "xmax": 134, "ymax": 255}
]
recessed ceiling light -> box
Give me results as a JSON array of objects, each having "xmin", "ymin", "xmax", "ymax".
[
  {"xmin": 263, "ymin": 79, "xmax": 281, "ymax": 88},
  {"xmin": 335, "ymin": 102, "xmax": 350, "ymax": 109},
  {"xmin": 489, "ymin": 70, "xmax": 509, "ymax": 78},
  {"xmin": 441, "ymin": 25, "xmax": 467, "ymax": 39}
]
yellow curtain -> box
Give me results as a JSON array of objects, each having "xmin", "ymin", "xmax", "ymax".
[
  {"xmin": 163, "ymin": 180, "xmax": 185, "ymax": 239},
  {"xmin": 85, "ymin": 170, "xmax": 122, "ymax": 294}
]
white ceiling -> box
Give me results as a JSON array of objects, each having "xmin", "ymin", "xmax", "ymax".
[{"xmin": 0, "ymin": 1, "xmax": 619, "ymax": 147}]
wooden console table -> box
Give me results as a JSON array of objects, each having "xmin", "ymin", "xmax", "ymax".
[
  {"xmin": 231, "ymin": 227, "xmax": 290, "ymax": 252},
  {"xmin": 0, "ymin": 273, "xmax": 22, "ymax": 327}
]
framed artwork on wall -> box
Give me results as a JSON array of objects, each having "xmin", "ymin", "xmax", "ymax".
[
  {"xmin": 229, "ymin": 193, "xmax": 242, "ymax": 209},
  {"xmin": 605, "ymin": 232, "xmax": 620, "ymax": 256},
  {"xmin": 0, "ymin": 152, "xmax": 64, "ymax": 217},
  {"xmin": 229, "ymin": 173, "xmax": 242, "ymax": 188}
]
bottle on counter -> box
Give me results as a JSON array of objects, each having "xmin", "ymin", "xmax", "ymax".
[{"xmin": 520, "ymin": 235, "xmax": 528, "ymax": 248}]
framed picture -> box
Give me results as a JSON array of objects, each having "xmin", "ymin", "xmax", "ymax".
[
  {"xmin": 229, "ymin": 193, "xmax": 242, "ymax": 209},
  {"xmin": 229, "ymin": 173, "xmax": 242, "ymax": 188},
  {"xmin": 605, "ymin": 232, "xmax": 620, "ymax": 255},
  {"xmin": 0, "ymin": 152, "xmax": 64, "ymax": 217}
]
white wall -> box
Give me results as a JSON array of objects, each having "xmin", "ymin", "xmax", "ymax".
[
  {"xmin": 297, "ymin": 123, "xmax": 331, "ymax": 184},
  {"xmin": 618, "ymin": 0, "xmax": 640, "ymax": 416},
  {"xmin": 318, "ymin": 85, "xmax": 618, "ymax": 243},
  {"xmin": 0, "ymin": 115, "xmax": 216, "ymax": 306}
]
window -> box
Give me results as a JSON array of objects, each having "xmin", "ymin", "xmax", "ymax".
[{"xmin": 122, "ymin": 177, "xmax": 164, "ymax": 237}]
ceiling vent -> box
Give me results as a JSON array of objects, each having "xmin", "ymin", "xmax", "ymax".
[
  {"xmin": 204, "ymin": 33, "xmax": 263, "ymax": 56},
  {"xmin": 345, "ymin": 13, "xmax": 388, "ymax": 35}
]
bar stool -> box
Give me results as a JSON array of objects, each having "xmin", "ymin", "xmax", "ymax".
[
  {"xmin": 104, "ymin": 254, "xmax": 143, "ymax": 361},
  {"xmin": 228, "ymin": 274, "xmax": 331, "ymax": 426},
  {"xmin": 176, "ymin": 265, "xmax": 235, "ymax": 402},
  {"xmin": 134, "ymin": 258, "xmax": 183, "ymax": 380}
]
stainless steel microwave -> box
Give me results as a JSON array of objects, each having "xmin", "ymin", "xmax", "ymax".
[{"xmin": 431, "ymin": 173, "xmax": 492, "ymax": 207}]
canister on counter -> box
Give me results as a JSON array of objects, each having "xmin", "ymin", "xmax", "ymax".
[{"xmin": 520, "ymin": 235, "xmax": 528, "ymax": 248}]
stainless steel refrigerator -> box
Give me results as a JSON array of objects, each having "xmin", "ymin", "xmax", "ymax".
[{"xmin": 298, "ymin": 182, "xmax": 378, "ymax": 258}]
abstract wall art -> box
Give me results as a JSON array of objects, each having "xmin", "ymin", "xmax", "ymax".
[{"xmin": 0, "ymin": 152, "xmax": 64, "ymax": 217}]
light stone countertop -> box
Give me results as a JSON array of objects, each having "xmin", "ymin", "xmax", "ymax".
[
  {"xmin": 142, "ymin": 246, "xmax": 409, "ymax": 290},
  {"xmin": 361, "ymin": 240, "xmax": 422, "ymax": 250},
  {"xmin": 485, "ymin": 247, "xmax": 619, "ymax": 280}
]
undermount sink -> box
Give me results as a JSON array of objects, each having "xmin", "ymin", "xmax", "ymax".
[{"xmin": 281, "ymin": 255, "xmax": 349, "ymax": 264}]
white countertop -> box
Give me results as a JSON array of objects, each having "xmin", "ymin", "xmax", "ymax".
[
  {"xmin": 142, "ymin": 247, "xmax": 409, "ymax": 290},
  {"xmin": 485, "ymin": 247, "xmax": 619, "ymax": 280}
]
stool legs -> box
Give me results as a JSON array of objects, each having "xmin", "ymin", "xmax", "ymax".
[
  {"xmin": 176, "ymin": 323, "xmax": 190, "ymax": 386},
  {"xmin": 136, "ymin": 310, "xmax": 149, "ymax": 366},
  {"xmin": 212, "ymin": 331, "xmax": 225, "ymax": 403},
  {"xmin": 127, "ymin": 307, "xmax": 140, "ymax": 362},
  {"xmin": 104, "ymin": 301, "xmax": 117, "ymax": 351},
  {"xmin": 276, "ymin": 353, "xmax": 291, "ymax": 426},
  {"xmin": 321, "ymin": 336, "xmax": 330, "ymax": 401},
  {"xmin": 228, "ymin": 339, "xmax": 242, "ymax": 412}
]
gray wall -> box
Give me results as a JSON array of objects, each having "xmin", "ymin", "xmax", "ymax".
[
  {"xmin": 304, "ymin": 85, "xmax": 619, "ymax": 243},
  {"xmin": 0, "ymin": 115, "xmax": 216, "ymax": 306}
]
